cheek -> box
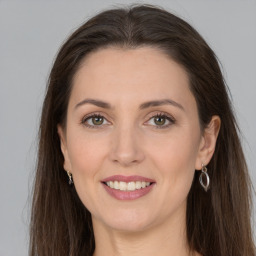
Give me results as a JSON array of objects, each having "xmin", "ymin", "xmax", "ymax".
[
  {"xmin": 66, "ymin": 132, "xmax": 110, "ymax": 212},
  {"xmin": 151, "ymin": 129, "xmax": 199, "ymax": 164},
  {"xmin": 148, "ymin": 129, "xmax": 200, "ymax": 192},
  {"xmin": 67, "ymin": 130, "xmax": 108, "ymax": 174},
  {"xmin": 65, "ymin": 130, "xmax": 106, "ymax": 189},
  {"xmin": 147, "ymin": 133, "xmax": 199, "ymax": 218}
]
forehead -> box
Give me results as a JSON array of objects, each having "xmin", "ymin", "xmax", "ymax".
[
  {"xmin": 70, "ymin": 46, "xmax": 194, "ymax": 110},
  {"xmin": 74, "ymin": 46, "xmax": 189, "ymax": 84}
]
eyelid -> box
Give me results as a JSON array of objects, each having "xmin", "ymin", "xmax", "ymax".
[
  {"xmin": 146, "ymin": 111, "xmax": 175, "ymax": 120},
  {"xmin": 81, "ymin": 112, "xmax": 111, "ymax": 128},
  {"xmin": 144, "ymin": 111, "xmax": 176, "ymax": 128},
  {"xmin": 80, "ymin": 111, "xmax": 176, "ymax": 129}
]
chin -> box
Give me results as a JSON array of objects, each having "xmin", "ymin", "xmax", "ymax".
[{"xmin": 94, "ymin": 208, "xmax": 155, "ymax": 233}]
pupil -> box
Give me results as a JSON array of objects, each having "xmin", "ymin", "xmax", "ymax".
[
  {"xmin": 93, "ymin": 117, "xmax": 103, "ymax": 125},
  {"xmin": 154, "ymin": 116, "xmax": 165, "ymax": 125}
]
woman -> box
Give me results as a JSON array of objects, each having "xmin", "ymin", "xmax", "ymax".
[{"xmin": 29, "ymin": 4, "xmax": 255, "ymax": 256}]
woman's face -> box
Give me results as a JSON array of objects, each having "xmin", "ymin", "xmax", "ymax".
[{"xmin": 59, "ymin": 47, "xmax": 207, "ymax": 232}]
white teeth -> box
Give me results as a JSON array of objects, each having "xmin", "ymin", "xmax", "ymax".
[
  {"xmin": 119, "ymin": 181, "xmax": 126, "ymax": 191},
  {"xmin": 127, "ymin": 182, "xmax": 135, "ymax": 191},
  {"xmin": 114, "ymin": 181, "xmax": 119, "ymax": 190},
  {"xmin": 105, "ymin": 181, "xmax": 151, "ymax": 191},
  {"xmin": 135, "ymin": 181, "xmax": 142, "ymax": 189}
]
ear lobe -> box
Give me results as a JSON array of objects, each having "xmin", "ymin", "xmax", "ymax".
[
  {"xmin": 195, "ymin": 115, "xmax": 221, "ymax": 170},
  {"xmin": 57, "ymin": 125, "xmax": 71, "ymax": 172}
]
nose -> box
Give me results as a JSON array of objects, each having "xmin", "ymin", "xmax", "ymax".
[{"xmin": 109, "ymin": 125, "xmax": 145, "ymax": 167}]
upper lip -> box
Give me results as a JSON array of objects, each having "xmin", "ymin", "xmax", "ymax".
[{"xmin": 101, "ymin": 175, "xmax": 155, "ymax": 183}]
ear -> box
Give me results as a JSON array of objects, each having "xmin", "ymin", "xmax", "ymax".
[
  {"xmin": 195, "ymin": 115, "xmax": 221, "ymax": 170},
  {"xmin": 57, "ymin": 125, "xmax": 72, "ymax": 172}
]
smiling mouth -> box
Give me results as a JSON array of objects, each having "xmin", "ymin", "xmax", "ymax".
[{"xmin": 103, "ymin": 181, "xmax": 153, "ymax": 191}]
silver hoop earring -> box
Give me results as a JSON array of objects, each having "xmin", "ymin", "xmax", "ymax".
[
  {"xmin": 199, "ymin": 164, "xmax": 210, "ymax": 192},
  {"xmin": 66, "ymin": 171, "xmax": 73, "ymax": 185}
]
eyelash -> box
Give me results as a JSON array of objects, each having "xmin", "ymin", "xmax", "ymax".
[
  {"xmin": 81, "ymin": 112, "xmax": 176, "ymax": 129},
  {"xmin": 146, "ymin": 112, "xmax": 176, "ymax": 129},
  {"xmin": 81, "ymin": 113, "xmax": 108, "ymax": 129}
]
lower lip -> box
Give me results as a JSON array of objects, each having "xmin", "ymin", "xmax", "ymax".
[{"xmin": 102, "ymin": 183, "xmax": 155, "ymax": 200}]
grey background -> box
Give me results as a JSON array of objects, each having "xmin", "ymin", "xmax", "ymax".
[{"xmin": 0, "ymin": 1, "xmax": 255, "ymax": 255}]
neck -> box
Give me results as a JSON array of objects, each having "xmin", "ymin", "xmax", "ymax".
[{"xmin": 92, "ymin": 207, "xmax": 197, "ymax": 256}]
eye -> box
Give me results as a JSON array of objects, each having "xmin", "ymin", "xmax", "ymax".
[
  {"xmin": 146, "ymin": 113, "xmax": 175, "ymax": 129},
  {"xmin": 81, "ymin": 114, "xmax": 110, "ymax": 128}
]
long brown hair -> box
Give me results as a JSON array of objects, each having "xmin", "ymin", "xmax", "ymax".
[{"xmin": 30, "ymin": 5, "xmax": 255, "ymax": 256}]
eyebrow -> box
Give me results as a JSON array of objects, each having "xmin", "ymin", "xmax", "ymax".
[
  {"xmin": 74, "ymin": 98, "xmax": 184, "ymax": 111},
  {"xmin": 75, "ymin": 99, "xmax": 111, "ymax": 109},
  {"xmin": 139, "ymin": 99, "xmax": 184, "ymax": 111}
]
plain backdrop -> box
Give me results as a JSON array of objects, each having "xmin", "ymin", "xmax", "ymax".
[{"xmin": 0, "ymin": 1, "xmax": 255, "ymax": 255}]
